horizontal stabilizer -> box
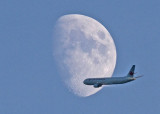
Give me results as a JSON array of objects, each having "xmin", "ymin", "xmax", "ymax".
[{"xmin": 135, "ymin": 75, "xmax": 143, "ymax": 79}]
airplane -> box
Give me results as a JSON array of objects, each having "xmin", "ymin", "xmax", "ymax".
[{"xmin": 83, "ymin": 65, "xmax": 142, "ymax": 88}]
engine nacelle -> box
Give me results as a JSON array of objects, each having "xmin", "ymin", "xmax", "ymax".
[{"xmin": 93, "ymin": 83, "xmax": 102, "ymax": 88}]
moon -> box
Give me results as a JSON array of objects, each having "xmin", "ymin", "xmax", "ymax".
[{"xmin": 53, "ymin": 14, "xmax": 116, "ymax": 97}]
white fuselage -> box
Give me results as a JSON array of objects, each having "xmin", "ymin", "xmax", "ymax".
[{"xmin": 83, "ymin": 76, "xmax": 135, "ymax": 86}]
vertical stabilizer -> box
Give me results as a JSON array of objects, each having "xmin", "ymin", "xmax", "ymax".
[{"xmin": 127, "ymin": 65, "xmax": 135, "ymax": 77}]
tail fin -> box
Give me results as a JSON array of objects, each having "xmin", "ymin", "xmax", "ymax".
[{"xmin": 127, "ymin": 65, "xmax": 135, "ymax": 77}]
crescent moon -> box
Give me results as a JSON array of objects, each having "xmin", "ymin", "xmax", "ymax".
[{"xmin": 53, "ymin": 14, "xmax": 116, "ymax": 97}]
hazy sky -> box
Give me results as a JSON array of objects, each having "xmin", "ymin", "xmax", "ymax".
[{"xmin": 0, "ymin": 0, "xmax": 160, "ymax": 114}]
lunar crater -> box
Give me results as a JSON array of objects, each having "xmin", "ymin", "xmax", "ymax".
[{"xmin": 97, "ymin": 30, "xmax": 106, "ymax": 40}]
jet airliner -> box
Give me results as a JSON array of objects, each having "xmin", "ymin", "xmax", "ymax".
[{"xmin": 83, "ymin": 65, "xmax": 142, "ymax": 88}]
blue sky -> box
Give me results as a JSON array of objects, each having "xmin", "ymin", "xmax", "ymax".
[{"xmin": 0, "ymin": 0, "xmax": 160, "ymax": 114}]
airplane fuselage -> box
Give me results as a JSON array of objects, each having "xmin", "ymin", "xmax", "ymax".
[{"xmin": 83, "ymin": 77, "xmax": 135, "ymax": 87}]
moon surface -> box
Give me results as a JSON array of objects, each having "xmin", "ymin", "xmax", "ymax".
[{"xmin": 53, "ymin": 14, "xmax": 116, "ymax": 97}]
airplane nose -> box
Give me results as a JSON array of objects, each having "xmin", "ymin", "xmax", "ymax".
[{"xmin": 83, "ymin": 79, "xmax": 87, "ymax": 84}]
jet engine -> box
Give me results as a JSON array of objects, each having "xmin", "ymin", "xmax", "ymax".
[{"xmin": 93, "ymin": 83, "xmax": 102, "ymax": 88}]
